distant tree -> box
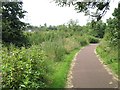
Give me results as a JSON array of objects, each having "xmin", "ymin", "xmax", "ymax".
[
  {"xmin": 48, "ymin": 25, "xmax": 53, "ymax": 30},
  {"xmin": 44, "ymin": 23, "xmax": 47, "ymax": 27},
  {"xmin": 2, "ymin": 2, "xmax": 29, "ymax": 47},
  {"xmin": 67, "ymin": 19, "xmax": 78, "ymax": 26},
  {"xmin": 92, "ymin": 20, "xmax": 106, "ymax": 38},
  {"xmin": 48, "ymin": 25, "xmax": 57, "ymax": 30},
  {"xmin": 57, "ymin": 24, "xmax": 68, "ymax": 31},
  {"xmin": 39, "ymin": 23, "xmax": 48, "ymax": 31},
  {"xmin": 67, "ymin": 19, "xmax": 80, "ymax": 31}
]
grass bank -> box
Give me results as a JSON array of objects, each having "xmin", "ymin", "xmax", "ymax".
[
  {"xmin": 96, "ymin": 43, "xmax": 118, "ymax": 76},
  {"xmin": 49, "ymin": 47, "xmax": 81, "ymax": 88}
]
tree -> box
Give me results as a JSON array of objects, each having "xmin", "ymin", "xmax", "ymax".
[
  {"xmin": 54, "ymin": 0, "xmax": 111, "ymax": 21},
  {"xmin": 57, "ymin": 24, "xmax": 68, "ymax": 31},
  {"xmin": 2, "ymin": 2, "xmax": 29, "ymax": 47},
  {"xmin": 104, "ymin": 3, "xmax": 120, "ymax": 47},
  {"xmin": 0, "ymin": 2, "xmax": 2, "ymax": 43},
  {"xmin": 92, "ymin": 20, "xmax": 106, "ymax": 38},
  {"xmin": 112, "ymin": 3, "xmax": 120, "ymax": 33},
  {"xmin": 67, "ymin": 19, "xmax": 80, "ymax": 31},
  {"xmin": 48, "ymin": 25, "xmax": 57, "ymax": 30}
]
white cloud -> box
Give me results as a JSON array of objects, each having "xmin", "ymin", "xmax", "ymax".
[{"xmin": 22, "ymin": 0, "xmax": 119, "ymax": 26}]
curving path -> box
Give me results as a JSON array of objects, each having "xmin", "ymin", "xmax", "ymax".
[{"xmin": 70, "ymin": 44, "xmax": 118, "ymax": 88}]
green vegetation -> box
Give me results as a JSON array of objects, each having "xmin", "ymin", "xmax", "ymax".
[
  {"xmin": 96, "ymin": 41, "xmax": 118, "ymax": 75},
  {"xmin": 2, "ymin": 27, "xmax": 91, "ymax": 89},
  {"xmin": 1, "ymin": 1, "xmax": 119, "ymax": 89},
  {"xmin": 2, "ymin": 45, "xmax": 51, "ymax": 88},
  {"xmin": 55, "ymin": 1, "xmax": 110, "ymax": 21},
  {"xmin": 49, "ymin": 47, "xmax": 81, "ymax": 88},
  {"xmin": 96, "ymin": 4, "xmax": 119, "ymax": 76},
  {"xmin": 2, "ymin": 15, "xmax": 96, "ymax": 88},
  {"xmin": 2, "ymin": 2, "xmax": 30, "ymax": 47}
]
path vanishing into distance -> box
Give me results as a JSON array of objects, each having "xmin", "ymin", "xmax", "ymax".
[{"xmin": 67, "ymin": 44, "xmax": 118, "ymax": 88}]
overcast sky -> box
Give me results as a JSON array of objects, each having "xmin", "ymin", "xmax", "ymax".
[{"xmin": 22, "ymin": 0, "xmax": 119, "ymax": 26}]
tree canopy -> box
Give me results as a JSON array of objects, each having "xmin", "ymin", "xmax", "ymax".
[
  {"xmin": 54, "ymin": 0, "xmax": 111, "ymax": 21},
  {"xmin": 2, "ymin": 2, "xmax": 29, "ymax": 47}
]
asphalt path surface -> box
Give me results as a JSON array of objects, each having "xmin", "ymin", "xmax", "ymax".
[{"xmin": 71, "ymin": 44, "xmax": 118, "ymax": 88}]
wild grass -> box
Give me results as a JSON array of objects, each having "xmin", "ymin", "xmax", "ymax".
[
  {"xmin": 2, "ymin": 28, "xmax": 95, "ymax": 89},
  {"xmin": 49, "ymin": 47, "xmax": 81, "ymax": 88},
  {"xmin": 96, "ymin": 41, "xmax": 118, "ymax": 76}
]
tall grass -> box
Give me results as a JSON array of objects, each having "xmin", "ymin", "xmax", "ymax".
[
  {"xmin": 49, "ymin": 47, "xmax": 81, "ymax": 88},
  {"xmin": 2, "ymin": 28, "xmax": 94, "ymax": 89},
  {"xmin": 96, "ymin": 41, "xmax": 118, "ymax": 76},
  {"xmin": 41, "ymin": 40, "xmax": 65, "ymax": 62}
]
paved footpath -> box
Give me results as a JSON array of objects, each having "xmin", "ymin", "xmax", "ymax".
[{"xmin": 71, "ymin": 44, "xmax": 118, "ymax": 88}]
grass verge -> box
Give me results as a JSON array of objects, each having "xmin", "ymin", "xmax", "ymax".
[
  {"xmin": 96, "ymin": 45, "xmax": 118, "ymax": 76},
  {"xmin": 49, "ymin": 47, "xmax": 81, "ymax": 88}
]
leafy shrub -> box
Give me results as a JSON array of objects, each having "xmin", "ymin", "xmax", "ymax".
[
  {"xmin": 2, "ymin": 45, "xmax": 51, "ymax": 89},
  {"xmin": 88, "ymin": 36, "xmax": 100, "ymax": 43},
  {"xmin": 79, "ymin": 36, "xmax": 88, "ymax": 46}
]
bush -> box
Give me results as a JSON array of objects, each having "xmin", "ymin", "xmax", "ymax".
[
  {"xmin": 88, "ymin": 36, "xmax": 100, "ymax": 43},
  {"xmin": 2, "ymin": 45, "xmax": 51, "ymax": 89},
  {"xmin": 79, "ymin": 36, "xmax": 88, "ymax": 46}
]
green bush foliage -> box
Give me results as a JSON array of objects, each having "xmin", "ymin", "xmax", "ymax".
[
  {"xmin": 78, "ymin": 36, "xmax": 88, "ymax": 46},
  {"xmin": 96, "ymin": 6, "xmax": 119, "ymax": 75},
  {"xmin": 2, "ymin": 45, "xmax": 51, "ymax": 89},
  {"xmin": 2, "ymin": 26, "xmax": 91, "ymax": 88},
  {"xmin": 88, "ymin": 36, "xmax": 100, "ymax": 43},
  {"xmin": 2, "ymin": 2, "xmax": 30, "ymax": 47},
  {"xmin": 2, "ymin": 1, "xmax": 119, "ymax": 88},
  {"xmin": 2, "ymin": 15, "xmax": 103, "ymax": 89}
]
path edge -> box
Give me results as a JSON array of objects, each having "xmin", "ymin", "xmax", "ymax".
[
  {"xmin": 66, "ymin": 46, "xmax": 86, "ymax": 88},
  {"xmin": 94, "ymin": 45, "xmax": 119, "ymax": 82}
]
